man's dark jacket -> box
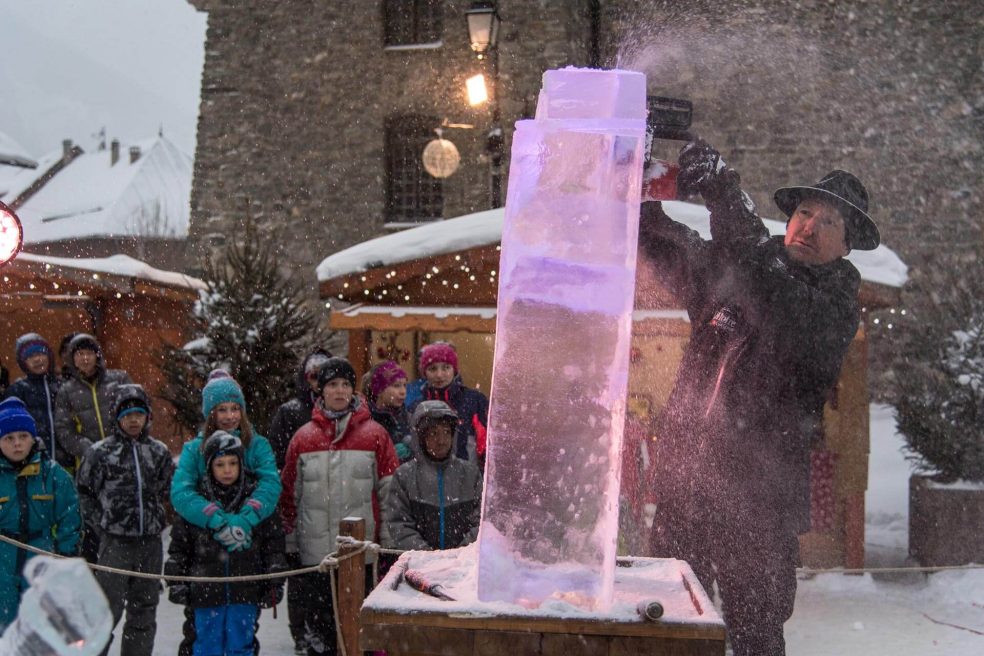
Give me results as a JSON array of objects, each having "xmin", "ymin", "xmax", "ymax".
[
  {"xmin": 267, "ymin": 348, "xmax": 331, "ymax": 469},
  {"xmin": 639, "ymin": 187, "xmax": 860, "ymax": 534}
]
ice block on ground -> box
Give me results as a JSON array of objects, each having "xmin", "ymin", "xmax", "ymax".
[{"xmin": 477, "ymin": 67, "xmax": 646, "ymax": 611}]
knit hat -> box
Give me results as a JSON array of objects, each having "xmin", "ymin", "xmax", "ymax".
[
  {"xmin": 202, "ymin": 370, "xmax": 247, "ymax": 419},
  {"xmin": 317, "ymin": 357, "xmax": 357, "ymax": 391},
  {"xmin": 369, "ymin": 360, "xmax": 408, "ymax": 398},
  {"xmin": 203, "ymin": 430, "xmax": 244, "ymax": 472},
  {"xmin": 419, "ymin": 342, "xmax": 458, "ymax": 373},
  {"xmin": 0, "ymin": 397, "xmax": 37, "ymax": 438},
  {"xmin": 304, "ymin": 353, "xmax": 332, "ymax": 374},
  {"xmin": 14, "ymin": 333, "xmax": 53, "ymax": 374}
]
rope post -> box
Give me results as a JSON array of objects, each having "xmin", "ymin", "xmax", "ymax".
[{"xmin": 338, "ymin": 517, "xmax": 366, "ymax": 655}]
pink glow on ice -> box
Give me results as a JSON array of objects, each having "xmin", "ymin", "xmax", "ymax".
[{"xmin": 476, "ymin": 68, "xmax": 647, "ymax": 610}]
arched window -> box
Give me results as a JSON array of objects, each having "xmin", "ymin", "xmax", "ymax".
[
  {"xmin": 385, "ymin": 114, "xmax": 443, "ymax": 223},
  {"xmin": 383, "ymin": 0, "xmax": 443, "ymax": 47}
]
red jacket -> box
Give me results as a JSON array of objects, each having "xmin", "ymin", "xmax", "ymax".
[{"xmin": 280, "ymin": 398, "xmax": 399, "ymax": 565}]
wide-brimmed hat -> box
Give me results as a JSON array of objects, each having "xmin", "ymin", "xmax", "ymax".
[{"xmin": 774, "ymin": 170, "xmax": 880, "ymax": 251}]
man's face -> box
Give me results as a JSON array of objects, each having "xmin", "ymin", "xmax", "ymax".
[
  {"xmin": 119, "ymin": 412, "xmax": 148, "ymax": 438},
  {"xmin": 0, "ymin": 431, "xmax": 34, "ymax": 462},
  {"xmin": 25, "ymin": 353, "xmax": 49, "ymax": 376},
  {"xmin": 424, "ymin": 362, "xmax": 455, "ymax": 390},
  {"xmin": 322, "ymin": 378, "xmax": 354, "ymax": 412},
  {"xmin": 421, "ymin": 422, "xmax": 455, "ymax": 460},
  {"xmin": 73, "ymin": 348, "xmax": 98, "ymax": 377},
  {"xmin": 784, "ymin": 199, "xmax": 849, "ymax": 266}
]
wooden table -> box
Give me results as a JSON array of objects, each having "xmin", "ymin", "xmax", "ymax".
[{"xmin": 360, "ymin": 552, "xmax": 726, "ymax": 655}]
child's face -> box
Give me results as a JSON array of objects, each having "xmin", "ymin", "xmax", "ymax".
[
  {"xmin": 212, "ymin": 402, "xmax": 242, "ymax": 432},
  {"xmin": 377, "ymin": 378, "xmax": 407, "ymax": 409},
  {"xmin": 322, "ymin": 379, "xmax": 354, "ymax": 412},
  {"xmin": 25, "ymin": 353, "xmax": 50, "ymax": 376},
  {"xmin": 119, "ymin": 412, "xmax": 148, "ymax": 437},
  {"xmin": 0, "ymin": 431, "xmax": 34, "ymax": 462},
  {"xmin": 211, "ymin": 454, "xmax": 240, "ymax": 486},
  {"xmin": 424, "ymin": 362, "xmax": 455, "ymax": 389},
  {"xmin": 73, "ymin": 349, "xmax": 98, "ymax": 377},
  {"xmin": 422, "ymin": 422, "xmax": 455, "ymax": 460}
]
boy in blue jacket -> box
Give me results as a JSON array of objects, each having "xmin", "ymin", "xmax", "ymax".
[{"xmin": 0, "ymin": 397, "xmax": 80, "ymax": 632}]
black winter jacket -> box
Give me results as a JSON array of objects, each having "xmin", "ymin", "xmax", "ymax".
[
  {"xmin": 164, "ymin": 474, "xmax": 287, "ymax": 607},
  {"xmin": 267, "ymin": 349, "xmax": 331, "ymax": 469},
  {"xmin": 5, "ymin": 335, "xmax": 61, "ymax": 464},
  {"xmin": 639, "ymin": 186, "xmax": 860, "ymax": 533},
  {"xmin": 369, "ymin": 402, "xmax": 413, "ymax": 462}
]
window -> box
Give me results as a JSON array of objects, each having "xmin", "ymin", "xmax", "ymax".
[
  {"xmin": 383, "ymin": 0, "xmax": 443, "ymax": 47},
  {"xmin": 385, "ymin": 115, "xmax": 443, "ymax": 223}
]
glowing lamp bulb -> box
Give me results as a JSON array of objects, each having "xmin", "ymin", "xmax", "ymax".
[
  {"xmin": 467, "ymin": 74, "xmax": 488, "ymax": 106},
  {"xmin": 0, "ymin": 201, "xmax": 24, "ymax": 267}
]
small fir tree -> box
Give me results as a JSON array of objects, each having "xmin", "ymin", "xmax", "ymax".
[
  {"xmin": 894, "ymin": 252, "xmax": 984, "ymax": 482},
  {"xmin": 159, "ymin": 212, "xmax": 328, "ymax": 434}
]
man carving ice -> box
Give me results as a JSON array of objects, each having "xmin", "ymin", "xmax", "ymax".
[{"xmin": 641, "ymin": 140, "xmax": 880, "ymax": 656}]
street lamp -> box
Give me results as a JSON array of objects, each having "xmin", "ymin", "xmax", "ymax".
[{"xmin": 465, "ymin": 0, "xmax": 503, "ymax": 208}]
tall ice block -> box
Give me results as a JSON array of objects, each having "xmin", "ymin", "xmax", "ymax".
[{"xmin": 477, "ymin": 68, "xmax": 646, "ymax": 610}]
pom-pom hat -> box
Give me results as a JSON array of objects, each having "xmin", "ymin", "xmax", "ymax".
[{"xmin": 202, "ymin": 370, "xmax": 247, "ymax": 419}]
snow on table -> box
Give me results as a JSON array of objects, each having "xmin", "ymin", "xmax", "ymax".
[{"xmin": 363, "ymin": 543, "xmax": 723, "ymax": 638}]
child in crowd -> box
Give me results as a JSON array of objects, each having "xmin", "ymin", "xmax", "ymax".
[
  {"xmin": 410, "ymin": 342, "xmax": 489, "ymax": 466},
  {"xmin": 364, "ymin": 360, "xmax": 413, "ymax": 464},
  {"xmin": 0, "ymin": 397, "xmax": 80, "ymax": 632},
  {"xmin": 281, "ymin": 357, "xmax": 399, "ymax": 656},
  {"xmin": 383, "ymin": 400, "xmax": 482, "ymax": 551},
  {"xmin": 4, "ymin": 334, "xmax": 60, "ymax": 464},
  {"xmin": 170, "ymin": 370, "xmax": 281, "ymax": 656},
  {"xmin": 166, "ymin": 431, "xmax": 286, "ymax": 656},
  {"xmin": 76, "ymin": 384, "xmax": 174, "ymax": 656}
]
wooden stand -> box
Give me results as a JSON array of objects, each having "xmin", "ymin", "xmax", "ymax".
[{"xmin": 360, "ymin": 553, "xmax": 726, "ymax": 656}]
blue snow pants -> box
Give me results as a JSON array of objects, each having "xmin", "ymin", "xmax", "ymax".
[{"xmin": 193, "ymin": 603, "xmax": 258, "ymax": 656}]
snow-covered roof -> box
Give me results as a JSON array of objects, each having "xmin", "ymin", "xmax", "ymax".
[
  {"xmin": 1, "ymin": 135, "xmax": 192, "ymax": 243},
  {"xmin": 0, "ymin": 130, "xmax": 37, "ymax": 194},
  {"xmin": 14, "ymin": 252, "xmax": 205, "ymax": 291},
  {"xmin": 316, "ymin": 203, "xmax": 908, "ymax": 288}
]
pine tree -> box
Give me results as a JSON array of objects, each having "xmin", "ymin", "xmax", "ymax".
[
  {"xmin": 893, "ymin": 250, "xmax": 984, "ymax": 482},
  {"xmin": 159, "ymin": 212, "xmax": 329, "ymax": 434}
]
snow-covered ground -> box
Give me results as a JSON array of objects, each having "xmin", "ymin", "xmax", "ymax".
[{"xmin": 109, "ymin": 403, "xmax": 982, "ymax": 655}]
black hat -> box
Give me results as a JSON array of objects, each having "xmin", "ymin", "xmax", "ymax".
[
  {"xmin": 202, "ymin": 430, "xmax": 244, "ymax": 471},
  {"xmin": 317, "ymin": 357, "xmax": 357, "ymax": 391},
  {"xmin": 774, "ymin": 170, "xmax": 880, "ymax": 251}
]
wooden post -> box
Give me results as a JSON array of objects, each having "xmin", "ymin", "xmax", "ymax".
[
  {"xmin": 347, "ymin": 329, "xmax": 372, "ymax": 382},
  {"xmin": 337, "ymin": 517, "xmax": 366, "ymax": 655}
]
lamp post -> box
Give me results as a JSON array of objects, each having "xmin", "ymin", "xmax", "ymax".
[{"xmin": 466, "ymin": 1, "xmax": 503, "ymax": 209}]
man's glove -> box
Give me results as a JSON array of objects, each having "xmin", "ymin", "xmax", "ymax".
[
  {"xmin": 395, "ymin": 442, "xmax": 412, "ymax": 461},
  {"xmin": 676, "ymin": 139, "xmax": 733, "ymax": 199},
  {"xmin": 168, "ymin": 583, "xmax": 191, "ymax": 606},
  {"xmin": 261, "ymin": 582, "xmax": 285, "ymax": 608}
]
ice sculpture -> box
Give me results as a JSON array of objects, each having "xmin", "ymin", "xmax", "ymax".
[{"xmin": 477, "ymin": 68, "xmax": 646, "ymax": 610}]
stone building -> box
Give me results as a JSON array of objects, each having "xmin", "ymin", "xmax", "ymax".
[{"xmin": 186, "ymin": 0, "xmax": 983, "ymax": 387}]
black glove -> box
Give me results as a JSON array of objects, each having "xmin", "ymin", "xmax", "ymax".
[
  {"xmin": 677, "ymin": 139, "xmax": 728, "ymax": 199},
  {"xmin": 261, "ymin": 582, "xmax": 285, "ymax": 609},
  {"xmin": 640, "ymin": 200, "xmax": 672, "ymax": 225},
  {"xmin": 168, "ymin": 583, "xmax": 191, "ymax": 606}
]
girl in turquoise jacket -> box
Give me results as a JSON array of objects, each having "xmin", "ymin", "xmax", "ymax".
[
  {"xmin": 0, "ymin": 397, "xmax": 80, "ymax": 631},
  {"xmin": 170, "ymin": 371, "xmax": 281, "ymax": 552}
]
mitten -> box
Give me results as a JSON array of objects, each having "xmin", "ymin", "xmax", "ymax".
[
  {"xmin": 204, "ymin": 506, "xmax": 228, "ymax": 531},
  {"xmin": 395, "ymin": 442, "xmax": 412, "ymax": 461},
  {"xmin": 168, "ymin": 583, "xmax": 191, "ymax": 606}
]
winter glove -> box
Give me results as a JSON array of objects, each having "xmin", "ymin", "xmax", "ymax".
[
  {"xmin": 261, "ymin": 582, "xmax": 285, "ymax": 609},
  {"xmin": 213, "ymin": 524, "xmax": 252, "ymax": 552},
  {"xmin": 676, "ymin": 139, "xmax": 736, "ymax": 200},
  {"xmin": 236, "ymin": 500, "xmax": 264, "ymax": 530},
  {"xmin": 395, "ymin": 442, "xmax": 412, "ymax": 462},
  {"xmin": 204, "ymin": 507, "xmax": 229, "ymax": 531},
  {"xmin": 168, "ymin": 583, "xmax": 191, "ymax": 606}
]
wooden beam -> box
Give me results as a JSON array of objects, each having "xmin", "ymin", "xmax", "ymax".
[{"xmin": 332, "ymin": 309, "xmax": 496, "ymax": 334}]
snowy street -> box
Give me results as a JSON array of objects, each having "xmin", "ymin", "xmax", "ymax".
[{"xmin": 104, "ymin": 404, "xmax": 983, "ymax": 655}]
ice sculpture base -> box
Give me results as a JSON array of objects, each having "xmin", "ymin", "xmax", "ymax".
[{"xmin": 361, "ymin": 546, "xmax": 726, "ymax": 655}]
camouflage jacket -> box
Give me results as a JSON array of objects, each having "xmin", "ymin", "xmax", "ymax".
[{"xmin": 77, "ymin": 429, "xmax": 175, "ymax": 538}]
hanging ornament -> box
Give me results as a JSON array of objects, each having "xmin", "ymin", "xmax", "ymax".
[{"xmin": 422, "ymin": 129, "xmax": 461, "ymax": 179}]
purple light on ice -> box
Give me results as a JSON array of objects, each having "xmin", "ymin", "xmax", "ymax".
[{"xmin": 477, "ymin": 67, "xmax": 647, "ymax": 610}]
